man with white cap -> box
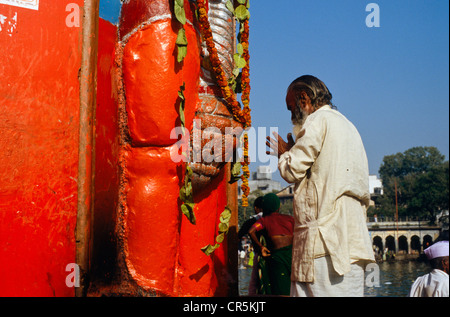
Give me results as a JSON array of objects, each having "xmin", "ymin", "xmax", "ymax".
[{"xmin": 409, "ymin": 240, "xmax": 449, "ymax": 297}]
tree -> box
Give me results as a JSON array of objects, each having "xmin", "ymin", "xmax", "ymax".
[
  {"xmin": 238, "ymin": 189, "xmax": 264, "ymax": 228},
  {"xmin": 378, "ymin": 146, "xmax": 448, "ymax": 221}
]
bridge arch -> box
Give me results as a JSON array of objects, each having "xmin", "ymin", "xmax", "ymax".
[
  {"xmin": 411, "ymin": 235, "xmax": 421, "ymax": 253},
  {"xmin": 398, "ymin": 235, "xmax": 408, "ymax": 253},
  {"xmin": 423, "ymin": 235, "xmax": 433, "ymax": 250},
  {"xmin": 368, "ymin": 220, "xmax": 441, "ymax": 256},
  {"xmin": 373, "ymin": 236, "xmax": 383, "ymax": 253},
  {"xmin": 385, "ymin": 235, "xmax": 396, "ymax": 251}
]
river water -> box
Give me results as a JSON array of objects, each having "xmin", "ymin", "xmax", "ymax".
[{"xmin": 238, "ymin": 260, "xmax": 431, "ymax": 297}]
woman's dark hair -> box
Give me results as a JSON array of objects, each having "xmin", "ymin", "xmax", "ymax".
[
  {"xmin": 253, "ymin": 196, "xmax": 264, "ymax": 209},
  {"xmin": 288, "ymin": 75, "xmax": 335, "ymax": 110}
]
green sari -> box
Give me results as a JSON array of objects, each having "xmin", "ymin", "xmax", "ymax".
[{"xmin": 257, "ymin": 245, "xmax": 292, "ymax": 296}]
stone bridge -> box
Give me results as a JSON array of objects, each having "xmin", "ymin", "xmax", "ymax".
[{"xmin": 367, "ymin": 219, "xmax": 441, "ymax": 255}]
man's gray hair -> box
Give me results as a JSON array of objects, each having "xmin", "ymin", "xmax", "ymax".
[{"xmin": 288, "ymin": 75, "xmax": 336, "ymax": 110}]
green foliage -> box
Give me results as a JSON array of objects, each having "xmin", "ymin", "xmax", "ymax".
[
  {"xmin": 174, "ymin": 0, "xmax": 186, "ymax": 25},
  {"xmin": 178, "ymin": 83, "xmax": 196, "ymax": 225},
  {"xmin": 178, "ymin": 82, "xmax": 186, "ymax": 132},
  {"xmin": 234, "ymin": 4, "xmax": 250, "ymax": 22},
  {"xmin": 201, "ymin": 207, "xmax": 232, "ymax": 256},
  {"xmin": 226, "ymin": 1, "xmax": 250, "ymax": 95},
  {"xmin": 180, "ymin": 164, "xmax": 196, "ymax": 225},
  {"xmin": 176, "ymin": 28, "xmax": 188, "ymax": 63},
  {"xmin": 377, "ymin": 146, "xmax": 448, "ymax": 220},
  {"xmin": 233, "ymin": 53, "xmax": 246, "ymax": 69},
  {"xmin": 174, "ymin": 0, "xmax": 187, "ymax": 62},
  {"xmin": 225, "ymin": 0, "xmax": 235, "ymax": 13},
  {"xmin": 229, "ymin": 161, "xmax": 242, "ymax": 184}
]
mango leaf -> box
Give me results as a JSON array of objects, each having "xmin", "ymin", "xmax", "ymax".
[
  {"xmin": 176, "ymin": 28, "xmax": 188, "ymax": 63},
  {"xmin": 174, "ymin": 0, "xmax": 186, "ymax": 25},
  {"xmin": 179, "ymin": 186, "xmax": 187, "ymax": 201},
  {"xmin": 220, "ymin": 207, "xmax": 232, "ymax": 222},
  {"xmin": 179, "ymin": 103, "xmax": 185, "ymax": 127},
  {"xmin": 218, "ymin": 222, "xmax": 229, "ymax": 233},
  {"xmin": 201, "ymin": 244, "xmax": 219, "ymax": 256},
  {"xmin": 234, "ymin": 5, "xmax": 250, "ymax": 22},
  {"xmin": 176, "ymin": 28, "xmax": 188, "ymax": 46},
  {"xmin": 233, "ymin": 53, "xmax": 246, "ymax": 69},
  {"xmin": 181, "ymin": 202, "xmax": 196, "ymax": 225},
  {"xmin": 225, "ymin": 0, "xmax": 234, "ymax": 13},
  {"xmin": 228, "ymin": 76, "xmax": 237, "ymax": 92},
  {"xmin": 177, "ymin": 45, "xmax": 187, "ymax": 63},
  {"xmin": 179, "ymin": 83, "xmax": 186, "ymax": 129},
  {"xmin": 179, "ymin": 181, "xmax": 193, "ymax": 203},
  {"xmin": 184, "ymin": 181, "xmax": 193, "ymax": 202},
  {"xmin": 186, "ymin": 164, "xmax": 193, "ymax": 177},
  {"xmin": 237, "ymin": 43, "xmax": 244, "ymax": 56},
  {"xmin": 178, "ymin": 82, "xmax": 186, "ymax": 99},
  {"xmin": 229, "ymin": 161, "xmax": 242, "ymax": 184},
  {"xmin": 232, "ymin": 67, "xmax": 240, "ymax": 78},
  {"xmin": 216, "ymin": 233, "xmax": 225, "ymax": 244},
  {"xmin": 231, "ymin": 161, "xmax": 242, "ymax": 177}
]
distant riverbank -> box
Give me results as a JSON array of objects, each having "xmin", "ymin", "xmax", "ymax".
[
  {"xmin": 238, "ymin": 259, "xmax": 431, "ymax": 297},
  {"xmin": 374, "ymin": 252, "xmax": 427, "ymax": 263}
]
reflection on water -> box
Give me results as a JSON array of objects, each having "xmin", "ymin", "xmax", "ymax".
[
  {"xmin": 239, "ymin": 267, "xmax": 253, "ymax": 296},
  {"xmin": 239, "ymin": 260, "xmax": 431, "ymax": 297},
  {"xmin": 365, "ymin": 261, "xmax": 430, "ymax": 297}
]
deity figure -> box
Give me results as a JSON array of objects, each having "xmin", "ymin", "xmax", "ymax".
[{"xmin": 113, "ymin": 0, "xmax": 243, "ymax": 296}]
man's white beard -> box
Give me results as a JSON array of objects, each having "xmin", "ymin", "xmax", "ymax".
[
  {"xmin": 292, "ymin": 108, "xmax": 309, "ymax": 141},
  {"xmin": 292, "ymin": 124, "xmax": 303, "ymax": 141}
]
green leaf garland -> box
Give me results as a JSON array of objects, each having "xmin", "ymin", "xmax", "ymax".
[
  {"xmin": 174, "ymin": 0, "xmax": 188, "ymax": 62},
  {"xmin": 201, "ymin": 207, "xmax": 232, "ymax": 256},
  {"xmin": 178, "ymin": 83, "xmax": 196, "ymax": 225}
]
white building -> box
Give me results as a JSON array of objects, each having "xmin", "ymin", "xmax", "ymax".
[
  {"xmin": 276, "ymin": 175, "xmax": 384, "ymax": 207},
  {"xmin": 239, "ymin": 166, "xmax": 282, "ymax": 196},
  {"xmin": 369, "ymin": 175, "xmax": 383, "ymax": 207},
  {"xmin": 369, "ymin": 175, "xmax": 383, "ymax": 195}
]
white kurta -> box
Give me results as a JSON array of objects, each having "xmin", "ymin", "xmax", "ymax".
[
  {"xmin": 278, "ymin": 105, "xmax": 375, "ymax": 284},
  {"xmin": 409, "ymin": 269, "xmax": 449, "ymax": 297}
]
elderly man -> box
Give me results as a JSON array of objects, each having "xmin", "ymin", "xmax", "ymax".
[
  {"xmin": 409, "ymin": 241, "xmax": 449, "ymax": 297},
  {"xmin": 266, "ymin": 75, "xmax": 375, "ymax": 297}
]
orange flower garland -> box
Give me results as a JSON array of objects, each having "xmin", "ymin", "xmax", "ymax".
[
  {"xmin": 196, "ymin": 0, "xmax": 252, "ymax": 206},
  {"xmin": 240, "ymin": 19, "xmax": 251, "ymax": 207}
]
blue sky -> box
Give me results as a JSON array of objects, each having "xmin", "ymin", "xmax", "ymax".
[{"xmin": 100, "ymin": 1, "xmax": 449, "ymax": 186}]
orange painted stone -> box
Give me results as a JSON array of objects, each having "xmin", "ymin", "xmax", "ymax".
[
  {"xmin": 122, "ymin": 20, "xmax": 200, "ymax": 147},
  {"xmin": 115, "ymin": 0, "xmax": 237, "ymax": 297},
  {"xmin": 122, "ymin": 145, "xmax": 183, "ymax": 295},
  {"xmin": 0, "ymin": 1, "xmax": 83, "ymax": 296}
]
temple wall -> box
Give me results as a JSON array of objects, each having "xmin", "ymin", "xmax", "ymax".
[{"xmin": 0, "ymin": 0, "xmax": 83, "ymax": 296}]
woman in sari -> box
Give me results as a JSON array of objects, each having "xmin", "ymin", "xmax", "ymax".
[{"xmin": 248, "ymin": 193, "xmax": 294, "ymax": 296}]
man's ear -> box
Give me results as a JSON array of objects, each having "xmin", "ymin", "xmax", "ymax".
[{"xmin": 299, "ymin": 91, "xmax": 308, "ymax": 102}]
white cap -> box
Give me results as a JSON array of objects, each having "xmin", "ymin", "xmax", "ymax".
[{"xmin": 424, "ymin": 241, "xmax": 449, "ymax": 260}]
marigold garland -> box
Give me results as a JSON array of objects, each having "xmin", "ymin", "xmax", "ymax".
[{"xmin": 196, "ymin": 0, "xmax": 252, "ymax": 207}]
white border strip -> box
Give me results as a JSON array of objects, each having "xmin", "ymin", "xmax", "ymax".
[{"xmin": 0, "ymin": 0, "xmax": 39, "ymax": 11}]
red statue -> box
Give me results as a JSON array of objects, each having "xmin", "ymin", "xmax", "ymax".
[
  {"xmin": 113, "ymin": 0, "xmax": 242, "ymax": 296},
  {"xmin": 0, "ymin": 0, "xmax": 246, "ymax": 297}
]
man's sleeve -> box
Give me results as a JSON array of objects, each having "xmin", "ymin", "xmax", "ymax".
[{"xmin": 278, "ymin": 114, "xmax": 325, "ymax": 183}]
